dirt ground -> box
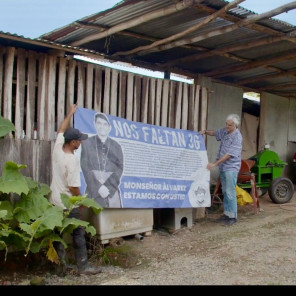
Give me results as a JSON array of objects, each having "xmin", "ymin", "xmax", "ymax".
[{"xmin": 1, "ymin": 187, "xmax": 296, "ymax": 286}]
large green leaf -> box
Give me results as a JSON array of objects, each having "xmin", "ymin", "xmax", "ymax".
[
  {"xmin": 24, "ymin": 177, "xmax": 38, "ymax": 190},
  {"xmin": 0, "ymin": 115, "xmax": 15, "ymax": 138},
  {"xmin": 60, "ymin": 194, "xmax": 102, "ymax": 214},
  {"xmin": 0, "ymin": 210, "xmax": 7, "ymax": 219},
  {"xmin": 78, "ymin": 198, "xmax": 102, "ymax": 215},
  {"xmin": 35, "ymin": 206, "xmax": 64, "ymax": 235},
  {"xmin": 0, "ymin": 201, "xmax": 13, "ymax": 220},
  {"xmin": 84, "ymin": 224, "xmax": 96, "ymax": 236},
  {"xmin": 19, "ymin": 220, "xmax": 43, "ymax": 253},
  {"xmin": 14, "ymin": 190, "xmax": 52, "ymax": 223},
  {"xmin": 0, "ymin": 162, "xmax": 29, "ymax": 195},
  {"xmin": 0, "ymin": 228, "xmax": 30, "ymax": 252},
  {"xmin": 60, "ymin": 193, "xmax": 71, "ymax": 209},
  {"xmin": 60, "ymin": 217, "xmax": 95, "ymax": 235},
  {"xmin": 60, "ymin": 194, "xmax": 86, "ymax": 210},
  {"xmin": 40, "ymin": 233, "xmax": 67, "ymax": 249}
]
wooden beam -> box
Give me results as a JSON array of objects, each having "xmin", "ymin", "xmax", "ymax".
[
  {"xmin": 132, "ymin": 2, "xmax": 296, "ymax": 56},
  {"xmin": 205, "ymin": 50, "xmax": 296, "ymax": 78},
  {"xmin": 236, "ymin": 69, "xmax": 296, "ymax": 85},
  {"xmin": 164, "ymin": 33, "xmax": 296, "ymax": 67},
  {"xmin": 0, "ymin": 32, "xmax": 105, "ymax": 61},
  {"xmin": 71, "ymin": 0, "xmax": 199, "ymax": 47},
  {"xmin": 74, "ymin": 20, "xmax": 208, "ymax": 52},
  {"xmin": 258, "ymin": 83, "xmax": 296, "ymax": 91},
  {"xmin": 194, "ymin": 2, "xmax": 291, "ymax": 37},
  {"xmin": 113, "ymin": 0, "xmax": 245, "ymax": 57}
]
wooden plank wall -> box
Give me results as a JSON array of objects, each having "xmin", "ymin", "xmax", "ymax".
[{"xmin": 0, "ymin": 45, "xmax": 208, "ymax": 184}]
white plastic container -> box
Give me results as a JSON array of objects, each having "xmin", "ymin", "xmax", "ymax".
[{"xmin": 81, "ymin": 208, "xmax": 153, "ymax": 244}]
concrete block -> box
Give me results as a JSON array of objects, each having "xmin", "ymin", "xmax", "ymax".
[{"xmin": 154, "ymin": 208, "xmax": 193, "ymax": 232}]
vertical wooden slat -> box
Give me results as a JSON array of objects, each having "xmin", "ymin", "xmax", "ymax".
[
  {"xmin": 155, "ymin": 79, "xmax": 162, "ymax": 126},
  {"xmin": 15, "ymin": 49, "xmax": 26, "ymax": 139},
  {"xmin": 85, "ymin": 63, "xmax": 94, "ymax": 109},
  {"xmin": 140, "ymin": 77, "xmax": 149, "ymax": 123},
  {"xmin": 168, "ymin": 81, "xmax": 176, "ymax": 128},
  {"xmin": 175, "ymin": 82, "xmax": 182, "ymax": 129},
  {"xmin": 200, "ymin": 86, "xmax": 208, "ymax": 132},
  {"xmin": 3, "ymin": 47, "xmax": 15, "ymax": 122},
  {"xmin": 103, "ymin": 68, "xmax": 111, "ymax": 114},
  {"xmin": 133, "ymin": 75, "xmax": 141, "ymax": 122},
  {"xmin": 148, "ymin": 78, "xmax": 156, "ymax": 125},
  {"xmin": 187, "ymin": 84, "xmax": 195, "ymax": 131},
  {"xmin": 94, "ymin": 66, "xmax": 102, "ymax": 112},
  {"xmin": 110, "ymin": 69, "xmax": 118, "ymax": 116},
  {"xmin": 57, "ymin": 57, "xmax": 66, "ymax": 130},
  {"xmin": 118, "ymin": 71, "xmax": 127, "ymax": 118},
  {"xmin": 193, "ymin": 85, "xmax": 200, "ymax": 132},
  {"xmin": 181, "ymin": 83, "xmax": 188, "ymax": 130},
  {"xmin": 77, "ymin": 62, "xmax": 85, "ymax": 107},
  {"xmin": 37, "ymin": 54, "xmax": 47, "ymax": 140},
  {"xmin": 0, "ymin": 46, "xmax": 4, "ymax": 115},
  {"xmin": 126, "ymin": 72, "xmax": 134, "ymax": 120},
  {"xmin": 66, "ymin": 59, "xmax": 76, "ymax": 114},
  {"xmin": 161, "ymin": 79, "xmax": 169, "ymax": 127},
  {"xmin": 26, "ymin": 51, "xmax": 37, "ymax": 139},
  {"xmin": 44, "ymin": 55, "xmax": 56, "ymax": 140}
]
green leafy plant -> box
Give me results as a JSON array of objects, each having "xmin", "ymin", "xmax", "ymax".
[
  {"xmin": 0, "ymin": 161, "xmax": 102, "ymax": 263},
  {"xmin": 0, "ymin": 118, "xmax": 102, "ymax": 264},
  {"xmin": 0, "ymin": 115, "xmax": 15, "ymax": 138}
]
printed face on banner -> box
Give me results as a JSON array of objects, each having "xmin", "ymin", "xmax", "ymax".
[{"xmin": 74, "ymin": 107, "xmax": 211, "ymax": 209}]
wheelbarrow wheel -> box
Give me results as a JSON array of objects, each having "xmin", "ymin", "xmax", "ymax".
[
  {"xmin": 206, "ymin": 195, "xmax": 222, "ymax": 214},
  {"xmin": 268, "ymin": 177, "xmax": 294, "ymax": 204}
]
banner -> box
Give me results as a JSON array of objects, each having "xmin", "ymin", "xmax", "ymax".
[{"xmin": 74, "ymin": 107, "xmax": 211, "ymax": 208}]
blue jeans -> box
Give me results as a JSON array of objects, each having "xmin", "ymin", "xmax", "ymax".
[{"xmin": 220, "ymin": 171, "xmax": 238, "ymax": 219}]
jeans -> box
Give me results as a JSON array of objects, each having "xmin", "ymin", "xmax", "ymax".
[{"xmin": 220, "ymin": 171, "xmax": 238, "ymax": 219}]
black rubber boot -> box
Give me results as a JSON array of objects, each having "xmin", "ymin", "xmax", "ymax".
[
  {"xmin": 53, "ymin": 241, "xmax": 67, "ymax": 277},
  {"xmin": 74, "ymin": 248, "xmax": 102, "ymax": 275},
  {"xmin": 72, "ymin": 220, "xmax": 102, "ymax": 275}
]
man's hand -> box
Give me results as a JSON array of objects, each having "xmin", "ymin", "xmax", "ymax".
[
  {"xmin": 206, "ymin": 163, "xmax": 216, "ymax": 170},
  {"xmin": 69, "ymin": 104, "xmax": 78, "ymax": 115},
  {"xmin": 58, "ymin": 104, "xmax": 78, "ymax": 133}
]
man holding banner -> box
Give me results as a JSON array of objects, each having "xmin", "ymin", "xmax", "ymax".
[{"xmin": 80, "ymin": 112, "xmax": 124, "ymax": 208}]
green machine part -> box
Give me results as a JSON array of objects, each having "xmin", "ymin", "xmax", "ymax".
[{"xmin": 249, "ymin": 148, "xmax": 287, "ymax": 187}]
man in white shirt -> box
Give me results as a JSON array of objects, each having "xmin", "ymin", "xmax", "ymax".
[{"xmin": 50, "ymin": 104, "xmax": 101, "ymax": 276}]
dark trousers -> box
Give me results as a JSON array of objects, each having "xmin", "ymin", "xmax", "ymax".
[{"xmin": 53, "ymin": 207, "xmax": 88, "ymax": 271}]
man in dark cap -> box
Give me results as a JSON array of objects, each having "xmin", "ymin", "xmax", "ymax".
[
  {"xmin": 50, "ymin": 104, "xmax": 101, "ymax": 276},
  {"xmin": 80, "ymin": 112, "xmax": 124, "ymax": 208}
]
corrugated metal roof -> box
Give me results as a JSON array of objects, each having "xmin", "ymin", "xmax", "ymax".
[
  {"xmin": 11, "ymin": 0, "xmax": 296, "ymax": 97},
  {"xmin": 0, "ymin": 31, "xmax": 105, "ymax": 58}
]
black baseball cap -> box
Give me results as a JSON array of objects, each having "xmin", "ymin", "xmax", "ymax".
[{"xmin": 64, "ymin": 128, "xmax": 88, "ymax": 141}]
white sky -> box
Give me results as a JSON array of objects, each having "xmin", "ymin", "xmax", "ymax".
[{"xmin": 0, "ymin": 0, "xmax": 295, "ymax": 39}]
